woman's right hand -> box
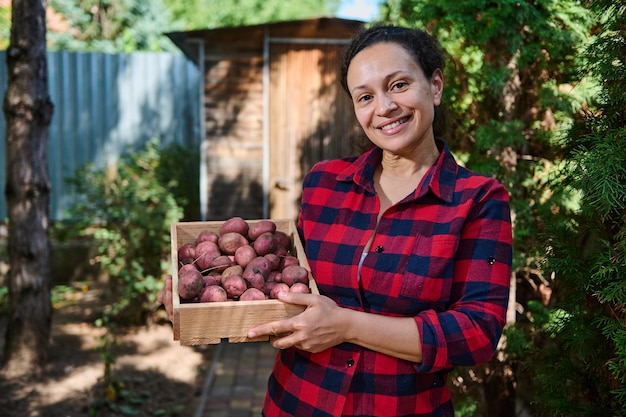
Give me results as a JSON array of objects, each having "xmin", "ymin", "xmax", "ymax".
[{"xmin": 157, "ymin": 274, "xmax": 174, "ymax": 324}]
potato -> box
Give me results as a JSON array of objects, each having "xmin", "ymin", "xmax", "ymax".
[
  {"xmin": 248, "ymin": 220, "xmax": 277, "ymax": 240},
  {"xmin": 242, "ymin": 267, "xmax": 266, "ymax": 291},
  {"xmin": 199, "ymin": 285, "xmax": 228, "ymax": 303},
  {"xmin": 263, "ymin": 279, "xmax": 277, "ymax": 296},
  {"xmin": 289, "ymin": 282, "xmax": 310, "ymax": 294},
  {"xmin": 273, "ymin": 231, "xmax": 292, "ymax": 250},
  {"xmin": 196, "ymin": 230, "xmax": 219, "ymax": 245},
  {"xmin": 267, "ymin": 270, "xmax": 281, "ymax": 283},
  {"xmin": 269, "ymin": 282, "xmax": 290, "ymax": 299},
  {"xmin": 219, "ymin": 216, "xmax": 250, "ymax": 237},
  {"xmin": 239, "ymin": 288, "xmax": 266, "ymax": 301},
  {"xmin": 234, "ymin": 244, "xmax": 257, "ymax": 268},
  {"xmin": 223, "ymin": 274, "xmax": 247, "ymax": 299},
  {"xmin": 178, "ymin": 267, "xmax": 204, "ymax": 301},
  {"xmin": 195, "ymin": 241, "xmax": 222, "ymax": 271},
  {"xmin": 245, "ymin": 256, "xmax": 273, "ymax": 278},
  {"xmin": 210, "ymin": 255, "xmax": 234, "ymax": 272},
  {"xmin": 279, "ymin": 255, "xmax": 300, "ymax": 271},
  {"xmin": 218, "ymin": 232, "xmax": 249, "ymax": 255},
  {"xmin": 281, "ymin": 265, "xmax": 309, "ymax": 286},
  {"xmin": 253, "ymin": 232, "xmax": 277, "ymax": 256},
  {"xmin": 273, "ymin": 245, "xmax": 288, "ymax": 258},
  {"xmin": 202, "ymin": 274, "xmax": 221, "ymax": 287},
  {"xmin": 177, "ymin": 243, "xmax": 196, "ymax": 265},
  {"xmin": 221, "ymin": 265, "xmax": 243, "ymax": 283}
]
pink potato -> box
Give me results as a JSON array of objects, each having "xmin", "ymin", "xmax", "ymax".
[
  {"xmin": 253, "ymin": 232, "xmax": 277, "ymax": 256},
  {"xmin": 223, "ymin": 274, "xmax": 247, "ymax": 299},
  {"xmin": 239, "ymin": 288, "xmax": 266, "ymax": 301},
  {"xmin": 220, "ymin": 265, "xmax": 244, "ymax": 284},
  {"xmin": 219, "ymin": 216, "xmax": 250, "ymax": 237},
  {"xmin": 269, "ymin": 282, "xmax": 290, "ymax": 299},
  {"xmin": 248, "ymin": 220, "xmax": 277, "ymax": 241},
  {"xmin": 195, "ymin": 230, "xmax": 219, "ymax": 245},
  {"xmin": 273, "ymin": 231, "xmax": 292, "ymax": 251},
  {"xmin": 218, "ymin": 232, "xmax": 249, "ymax": 255},
  {"xmin": 195, "ymin": 241, "xmax": 222, "ymax": 271},
  {"xmin": 199, "ymin": 285, "xmax": 228, "ymax": 303},
  {"xmin": 202, "ymin": 274, "xmax": 221, "ymax": 287},
  {"xmin": 245, "ymin": 256, "xmax": 273, "ymax": 278},
  {"xmin": 234, "ymin": 244, "xmax": 257, "ymax": 268},
  {"xmin": 178, "ymin": 267, "xmax": 204, "ymax": 301},
  {"xmin": 289, "ymin": 282, "xmax": 310, "ymax": 294},
  {"xmin": 177, "ymin": 243, "xmax": 196, "ymax": 265},
  {"xmin": 263, "ymin": 279, "xmax": 277, "ymax": 296},
  {"xmin": 267, "ymin": 270, "xmax": 281, "ymax": 283},
  {"xmin": 209, "ymin": 255, "xmax": 234, "ymax": 272},
  {"xmin": 281, "ymin": 265, "xmax": 309, "ymax": 286},
  {"xmin": 273, "ymin": 245, "xmax": 288, "ymax": 258},
  {"xmin": 242, "ymin": 267, "xmax": 266, "ymax": 291},
  {"xmin": 279, "ymin": 255, "xmax": 300, "ymax": 271}
]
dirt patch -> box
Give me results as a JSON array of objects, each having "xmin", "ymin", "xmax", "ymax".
[{"xmin": 0, "ymin": 283, "xmax": 215, "ymax": 417}]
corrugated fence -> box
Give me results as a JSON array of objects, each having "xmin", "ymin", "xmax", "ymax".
[{"xmin": 0, "ymin": 50, "xmax": 201, "ymax": 221}]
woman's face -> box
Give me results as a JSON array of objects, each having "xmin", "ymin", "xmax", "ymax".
[{"xmin": 346, "ymin": 42, "xmax": 443, "ymax": 155}]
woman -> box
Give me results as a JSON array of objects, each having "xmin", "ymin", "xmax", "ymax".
[{"xmin": 162, "ymin": 24, "xmax": 512, "ymax": 417}]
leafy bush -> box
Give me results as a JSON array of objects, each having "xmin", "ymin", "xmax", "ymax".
[{"xmin": 65, "ymin": 138, "xmax": 186, "ymax": 324}]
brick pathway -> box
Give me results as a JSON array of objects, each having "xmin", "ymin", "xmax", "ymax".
[{"xmin": 195, "ymin": 341, "xmax": 277, "ymax": 417}]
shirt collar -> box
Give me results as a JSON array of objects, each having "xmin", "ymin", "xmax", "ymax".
[{"xmin": 336, "ymin": 139, "xmax": 458, "ymax": 203}]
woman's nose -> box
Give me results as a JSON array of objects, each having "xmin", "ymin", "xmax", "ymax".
[{"xmin": 376, "ymin": 94, "xmax": 398, "ymax": 115}]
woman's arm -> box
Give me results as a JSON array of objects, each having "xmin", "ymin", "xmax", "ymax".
[{"xmin": 247, "ymin": 291, "xmax": 423, "ymax": 362}]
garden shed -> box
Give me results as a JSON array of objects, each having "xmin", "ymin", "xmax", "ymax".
[{"xmin": 167, "ymin": 17, "xmax": 365, "ymax": 221}]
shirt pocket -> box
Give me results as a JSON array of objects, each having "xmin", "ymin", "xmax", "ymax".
[{"xmin": 398, "ymin": 235, "xmax": 458, "ymax": 311}]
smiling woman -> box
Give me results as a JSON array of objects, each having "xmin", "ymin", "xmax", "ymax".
[{"xmin": 160, "ymin": 24, "xmax": 513, "ymax": 417}]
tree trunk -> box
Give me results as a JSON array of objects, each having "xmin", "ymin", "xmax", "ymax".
[{"xmin": 1, "ymin": 0, "xmax": 54, "ymax": 377}]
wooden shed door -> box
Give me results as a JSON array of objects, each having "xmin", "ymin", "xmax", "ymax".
[{"xmin": 268, "ymin": 42, "xmax": 358, "ymax": 220}]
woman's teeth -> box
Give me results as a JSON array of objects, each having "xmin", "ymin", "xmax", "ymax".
[{"xmin": 381, "ymin": 117, "xmax": 408, "ymax": 131}]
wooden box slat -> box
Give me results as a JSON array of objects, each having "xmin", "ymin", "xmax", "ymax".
[{"xmin": 171, "ymin": 219, "xmax": 318, "ymax": 345}]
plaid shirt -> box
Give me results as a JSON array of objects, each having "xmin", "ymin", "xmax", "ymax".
[{"xmin": 263, "ymin": 140, "xmax": 512, "ymax": 417}]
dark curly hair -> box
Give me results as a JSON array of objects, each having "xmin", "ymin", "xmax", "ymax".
[{"xmin": 340, "ymin": 24, "xmax": 447, "ymax": 145}]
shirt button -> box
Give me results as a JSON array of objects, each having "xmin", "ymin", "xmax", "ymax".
[
  {"xmin": 488, "ymin": 256, "xmax": 496, "ymax": 265},
  {"xmin": 375, "ymin": 245, "xmax": 384, "ymax": 253},
  {"xmin": 347, "ymin": 358, "xmax": 354, "ymax": 367}
]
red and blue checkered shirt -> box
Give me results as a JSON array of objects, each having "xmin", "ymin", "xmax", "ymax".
[{"xmin": 263, "ymin": 140, "xmax": 513, "ymax": 417}]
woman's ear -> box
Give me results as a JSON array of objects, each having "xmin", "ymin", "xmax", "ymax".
[{"xmin": 431, "ymin": 68, "xmax": 444, "ymax": 106}]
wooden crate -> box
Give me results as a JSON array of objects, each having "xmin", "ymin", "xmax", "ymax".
[{"xmin": 171, "ymin": 219, "xmax": 318, "ymax": 345}]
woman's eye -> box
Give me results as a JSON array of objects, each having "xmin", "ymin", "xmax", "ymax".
[
  {"xmin": 392, "ymin": 81, "xmax": 408, "ymax": 90},
  {"xmin": 358, "ymin": 94, "xmax": 373, "ymax": 103}
]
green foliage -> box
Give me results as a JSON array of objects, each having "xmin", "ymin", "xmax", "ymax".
[
  {"xmin": 65, "ymin": 138, "xmax": 186, "ymax": 403},
  {"xmin": 529, "ymin": 1, "xmax": 626, "ymax": 415},
  {"xmin": 163, "ymin": 0, "xmax": 342, "ymax": 30},
  {"xmin": 66, "ymin": 138, "xmax": 185, "ymax": 325},
  {"xmin": 0, "ymin": 2, "xmax": 10, "ymax": 50},
  {"xmin": 42, "ymin": 0, "xmax": 342, "ymax": 52},
  {"xmin": 48, "ymin": 0, "xmax": 178, "ymax": 52}
]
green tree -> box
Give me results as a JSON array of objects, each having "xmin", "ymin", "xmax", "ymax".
[
  {"xmin": 163, "ymin": 0, "xmax": 341, "ymax": 30},
  {"xmin": 48, "ymin": 0, "xmax": 178, "ymax": 52},
  {"xmin": 529, "ymin": 1, "xmax": 626, "ymax": 415},
  {"xmin": 379, "ymin": 0, "xmax": 594, "ymax": 415}
]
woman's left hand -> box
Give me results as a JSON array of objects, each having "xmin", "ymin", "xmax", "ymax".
[{"xmin": 247, "ymin": 292, "xmax": 349, "ymax": 352}]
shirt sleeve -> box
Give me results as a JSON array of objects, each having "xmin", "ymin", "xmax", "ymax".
[{"xmin": 415, "ymin": 178, "xmax": 512, "ymax": 373}]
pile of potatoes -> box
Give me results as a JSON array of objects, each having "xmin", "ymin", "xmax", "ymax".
[{"xmin": 176, "ymin": 217, "xmax": 311, "ymax": 303}]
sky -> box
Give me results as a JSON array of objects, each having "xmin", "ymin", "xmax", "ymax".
[{"xmin": 336, "ymin": 0, "xmax": 379, "ymax": 21}]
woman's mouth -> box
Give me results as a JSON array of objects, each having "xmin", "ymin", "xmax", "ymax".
[{"xmin": 379, "ymin": 117, "xmax": 409, "ymax": 132}]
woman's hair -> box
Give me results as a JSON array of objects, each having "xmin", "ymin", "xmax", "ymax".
[{"xmin": 340, "ymin": 24, "xmax": 447, "ymax": 146}]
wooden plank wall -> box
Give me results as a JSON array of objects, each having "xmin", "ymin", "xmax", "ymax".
[{"xmin": 203, "ymin": 39, "xmax": 266, "ymax": 220}]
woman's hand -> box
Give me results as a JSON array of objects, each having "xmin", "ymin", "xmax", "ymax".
[
  {"xmin": 157, "ymin": 274, "xmax": 174, "ymax": 324},
  {"xmin": 247, "ymin": 292, "xmax": 350, "ymax": 352}
]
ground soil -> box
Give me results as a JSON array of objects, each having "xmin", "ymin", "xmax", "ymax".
[{"xmin": 0, "ymin": 282, "xmax": 216, "ymax": 417}]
